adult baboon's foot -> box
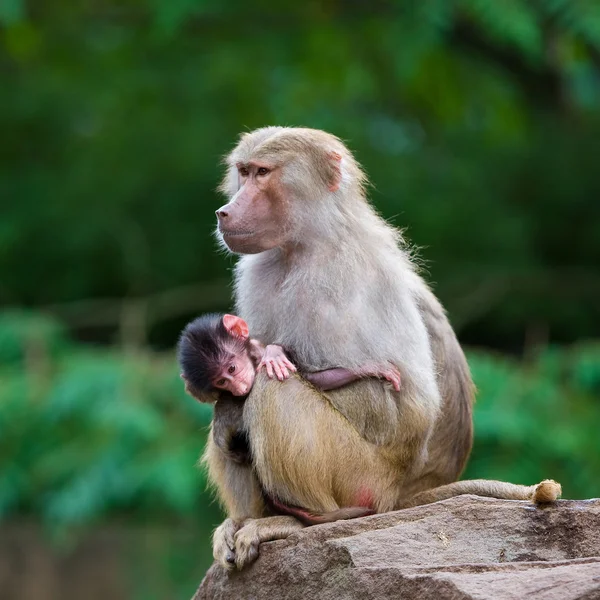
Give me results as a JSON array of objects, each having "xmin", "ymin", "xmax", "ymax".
[
  {"xmin": 232, "ymin": 516, "xmax": 305, "ymax": 569},
  {"xmin": 213, "ymin": 518, "xmax": 242, "ymax": 570},
  {"xmin": 233, "ymin": 521, "xmax": 261, "ymax": 569}
]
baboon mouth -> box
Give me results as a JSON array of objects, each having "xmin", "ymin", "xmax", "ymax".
[{"xmin": 220, "ymin": 229, "xmax": 254, "ymax": 237}]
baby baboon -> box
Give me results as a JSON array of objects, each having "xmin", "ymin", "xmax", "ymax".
[{"xmin": 178, "ymin": 312, "xmax": 403, "ymax": 523}]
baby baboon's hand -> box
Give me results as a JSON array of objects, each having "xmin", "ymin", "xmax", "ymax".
[
  {"xmin": 258, "ymin": 344, "xmax": 297, "ymax": 381},
  {"xmin": 357, "ymin": 362, "xmax": 401, "ymax": 392}
]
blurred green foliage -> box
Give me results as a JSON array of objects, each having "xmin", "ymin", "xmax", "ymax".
[
  {"xmin": 0, "ymin": 312, "xmax": 213, "ymax": 525},
  {"xmin": 465, "ymin": 347, "xmax": 600, "ymax": 498}
]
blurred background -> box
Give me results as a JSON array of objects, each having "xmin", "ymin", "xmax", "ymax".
[{"xmin": 1, "ymin": 1, "xmax": 600, "ymax": 598}]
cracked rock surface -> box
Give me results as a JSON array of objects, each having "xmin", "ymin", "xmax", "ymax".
[{"xmin": 194, "ymin": 495, "xmax": 600, "ymax": 600}]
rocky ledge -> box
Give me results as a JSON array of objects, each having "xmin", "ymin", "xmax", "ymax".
[{"xmin": 194, "ymin": 495, "xmax": 600, "ymax": 600}]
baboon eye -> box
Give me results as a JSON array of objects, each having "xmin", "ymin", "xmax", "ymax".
[
  {"xmin": 228, "ymin": 365, "xmax": 236, "ymax": 374},
  {"xmin": 216, "ymin": 378, "xmax": 226, "ymax": 387},
  {"xmin": 239, "ymin": 167, "xmax": 249, "ymax": 177},
  {"xmin": 257, "ymin": 167, "xmax": 269, "ymax": 176}
]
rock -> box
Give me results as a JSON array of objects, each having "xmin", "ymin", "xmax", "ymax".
[{"xmin": 194, "ymin": 496, "xmax": 600, "ymax": 600}]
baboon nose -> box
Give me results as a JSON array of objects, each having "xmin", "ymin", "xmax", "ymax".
[{"xmin": 216, "ymin": 209, "xmax": 228, "ymax": 219}]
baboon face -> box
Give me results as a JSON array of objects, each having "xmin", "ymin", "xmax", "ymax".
[
  {"xmin": 216, "ymin": 127, "xmax": 345, "ymax": 254},
  {"xmin": 216, "ymin": 160, "xmax": 289, "ymax": 254}
]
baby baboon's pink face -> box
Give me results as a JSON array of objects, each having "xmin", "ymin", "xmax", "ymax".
[
  {"xmin": 211, "ymin": 350, "xmax": 255, "ymax": 396},
  {"xmin": 213, "ymin": 315, "xmax": 256, "ymax": 396}
]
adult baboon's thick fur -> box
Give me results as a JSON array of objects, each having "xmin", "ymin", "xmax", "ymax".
[{"xmin": 202, "ymin": 127, "xmax": 561, "ymax": 570}]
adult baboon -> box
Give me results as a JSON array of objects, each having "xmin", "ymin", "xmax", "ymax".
[{"xmin": 196, "ymin": 127, "xmax": 560, "ymax": 569}]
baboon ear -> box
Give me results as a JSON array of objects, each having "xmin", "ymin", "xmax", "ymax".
[
  {"xmin": 327, "ymin": 151, "xmax": 342, "ymax": 192},
  {"xmin": 223, "ymin": 314, "xmax": 250, "ymax": 340}
]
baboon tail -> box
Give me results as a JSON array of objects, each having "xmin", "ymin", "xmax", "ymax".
[{"xmin": 397, "ymin": 479, "xmax": 562, "ymax": 509}]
